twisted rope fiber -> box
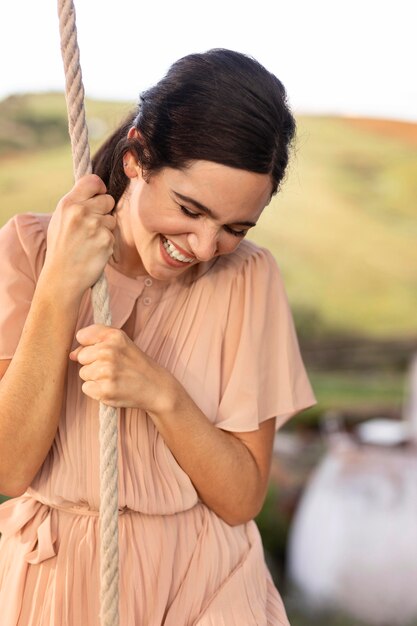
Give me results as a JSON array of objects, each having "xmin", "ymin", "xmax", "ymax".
[{"xmin": 57, "ymin": 1, "xmax": 119, "ymax": 624}]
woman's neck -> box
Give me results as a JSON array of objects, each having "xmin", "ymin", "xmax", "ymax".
[{"xmin": 110, "ymin": 196, "xmax": 146, "ymax": 277}]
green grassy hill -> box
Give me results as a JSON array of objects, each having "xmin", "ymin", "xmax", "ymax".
[{"xmin": 1, "ymin": 93, "xmax": 416, "ymax": 339}]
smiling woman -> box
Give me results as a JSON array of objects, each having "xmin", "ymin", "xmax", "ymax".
[
  {"xmin": 0, "ymin": 49, "xmax": 315, "ymax": 625},
  {"xmin": 112, "ymin": 159, "xmax": 272, "ymax": 279}
]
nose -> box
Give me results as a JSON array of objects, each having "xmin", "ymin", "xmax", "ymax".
[{"xmin": 187, "ymin": 224, "xmax": 219, "ymax": 262}]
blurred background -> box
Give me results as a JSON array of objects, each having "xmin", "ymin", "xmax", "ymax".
[{"xmin": 1, "ymin": 1, "xmax": 417, "ymax": 624}]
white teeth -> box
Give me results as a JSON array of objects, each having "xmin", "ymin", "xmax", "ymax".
[{"xmin": 163, "ymin": 238, "xmax": 194, "ymax": 263}]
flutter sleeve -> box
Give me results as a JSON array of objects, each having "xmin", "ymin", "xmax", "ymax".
[
  {"xmin": 0, "ymin": 213, "xmax": 47, "ymax": 359},
  {"xmin": 215, "ymin": 245, "xmax": 316, "ymax": 433}
]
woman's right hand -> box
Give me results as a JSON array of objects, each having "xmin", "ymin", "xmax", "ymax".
[{"xmin": 42, "ymin": 175, "xmax": 116, "ymax": 298}]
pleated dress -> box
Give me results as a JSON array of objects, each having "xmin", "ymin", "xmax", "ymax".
[{"xmin": 0, "ymin": 213, "xmax": 315, "ymax": 625}]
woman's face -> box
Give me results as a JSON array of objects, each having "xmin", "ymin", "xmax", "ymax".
[{"xmin": 117, "ymin": 159, "xmax": 273, "ymax": 281}]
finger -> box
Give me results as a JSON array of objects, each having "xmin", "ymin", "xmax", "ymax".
[
  {"xmin": 102, "ymin": 213, "xmax": 117, "ymax": 231},
  {"xmin": 81, "ymin": 380, "xmax": 117, "ymax": 406},
  {"xmin": 86, "ymin": 193, "xmax": 115, "ymax": 215},
  {"xmin": 70, "ymin": 344, "xmax": 100, "ymax": 365},
  {"xmin": 79, "ymin": 363, "xmax": 97, "ymax": 382},
  {"xmin": 69, "ymin": 346, "xmax": 82, "ymax": 361},
  {"xmin": 66, "ymin": 174, "xmax": 108, "ymax": 203},
  {"xmin": 76, "ymin": 324, "xmax": 111, "ymax": 346},
  {"xmin": 81, "ymin": 380, "xmax": 101, "ymax": 401}
]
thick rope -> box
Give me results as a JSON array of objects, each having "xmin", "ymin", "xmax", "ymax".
[{"xmin": 57, "ymin": 2, "xmax": 119, "ymax": 625}]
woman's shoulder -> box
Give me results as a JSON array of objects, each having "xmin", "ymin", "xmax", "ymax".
[
  {"xmin": 213, "ymin": 239, "xmax": 281, "ymax": 283},
  {"xmin": 187, "ymin": 240, "xmax": 286, "ymax": 311},
  {"xmin": 0, "ymin": 213, "xmax": 52, "ymax": 274},
  {"xmin": 3, "ymin": 212, "xmax": 51, "ymax": 237},
  {"xmin": 229, "ymin": 238, "xmax": 276, "ymax": 264}
]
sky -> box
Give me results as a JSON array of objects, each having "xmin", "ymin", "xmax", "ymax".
[{"xmin": 1, "ymin": 0, "xmax": 416, "ymax": 121}]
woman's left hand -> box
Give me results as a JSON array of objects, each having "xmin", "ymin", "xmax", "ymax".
[{"xmin": 69, "ymin": 324, "xmax": 177, "ymax": 412}]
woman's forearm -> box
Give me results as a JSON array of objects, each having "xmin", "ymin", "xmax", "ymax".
[
  {"xmin": 148, "ymin": 384, "xmax": 265, "ymax": 526},
  {"xmin": 70, "ymin": 322, "xmax": 274, "ymax": 526},
  {"xmin": 0, "ymin": 271, "xmax": 83, "ymax": 497},
  {"xmin": 0, "ymin": 176, "xmax": 118, "ymax": 497}
]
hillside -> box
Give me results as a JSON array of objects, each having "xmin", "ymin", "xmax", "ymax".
[{"xmin": 1, "ymin": 92, "xmax": 416, "ymax": 339}]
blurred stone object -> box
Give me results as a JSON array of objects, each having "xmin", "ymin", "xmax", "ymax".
[{"xmin": 287, "ymin": 409, "xmax": 417, "ymax": 625}]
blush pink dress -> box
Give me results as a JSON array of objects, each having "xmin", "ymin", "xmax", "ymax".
[{"xmin": 0, "ymin": 213, "xmax": 315, "ymax": 625}]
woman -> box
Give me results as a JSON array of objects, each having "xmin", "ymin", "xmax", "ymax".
[{"xmin": 0, "ymin": 49, "xmax": 315, "ymax": 624}]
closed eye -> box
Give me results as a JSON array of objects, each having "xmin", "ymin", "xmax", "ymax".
[
  {"xmin": 223, "ymin": 225, "xmax": 248, "ymax": 237},
  {"xmin": 180, "ymin": 205, "xmax": 200, "ymax": 219},
  {"xmin": 180, "ymin": 205, "xmax": 249, "ymax": 237}
]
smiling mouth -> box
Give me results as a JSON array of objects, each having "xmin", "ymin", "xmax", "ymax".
[{"xmin": 162, "ymin": 237, "xmax": 194, "ymax": 263}]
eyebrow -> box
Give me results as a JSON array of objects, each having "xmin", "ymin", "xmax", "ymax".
[{"xmin": 173, "ymin": 192, "xmax": 257, "ymax": 228}]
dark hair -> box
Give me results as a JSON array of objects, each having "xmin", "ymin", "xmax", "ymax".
[{"xmin": 93, "ymin": 48, "xmax": 296, "ymax": 205}]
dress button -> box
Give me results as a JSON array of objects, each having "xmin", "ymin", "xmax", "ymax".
[
  {"xmin": 143, "ymin": 297, "xmax": 152, "ymax": 306},
  {"xmin": 144, "ymin": 278, "xmax": 153, "ymax": 287}
]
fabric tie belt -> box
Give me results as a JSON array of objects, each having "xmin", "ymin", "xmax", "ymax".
[{"xmin": 0, "ymin": 493, "xmax": 129, "ymax": 565}]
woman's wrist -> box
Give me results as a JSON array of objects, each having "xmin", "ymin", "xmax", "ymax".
[
  {"xmin": 147, "ymin": 371, "xmax": 187, "ymax": 424},
  {"xmin": 37, "ymin": 265, "xmax": 86, "ymax": 308}
]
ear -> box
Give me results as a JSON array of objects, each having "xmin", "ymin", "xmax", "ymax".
[
  {"xmin": 127, "ymin": 126, "xmax": 140, "ymax": 140},
  {"xmin": 124, "ymin": 127, "xmax": 148, "ymax": 179},
  {"xmin": 123, "ymin": 127, "xmax": 141, "ymax": 178},
  {"xmin": 123, "ymin": 150, "xmax": 141, "ymax": 179}
]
